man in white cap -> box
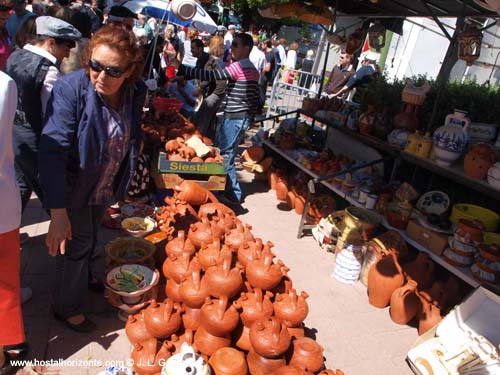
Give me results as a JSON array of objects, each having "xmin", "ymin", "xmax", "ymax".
[
  {"xmin": 223, "ymin": 24, "xmax": 235, "ymax": 63},
  {"xmin": 5, "ymin": 16, "xmax": 81, "ymax": 213},
  {"xmin": 328, "ymin": 51, "xmax": 380, "ymax": 98}
]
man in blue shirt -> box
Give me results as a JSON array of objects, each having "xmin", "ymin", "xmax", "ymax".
[{"xmin": 5, "ymin": 0, "xmax": 34, "ymax": 46}]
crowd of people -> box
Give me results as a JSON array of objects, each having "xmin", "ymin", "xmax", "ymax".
[{"xmin": 0, "ymin": 1, "xmax": 382, "ymax": 372}]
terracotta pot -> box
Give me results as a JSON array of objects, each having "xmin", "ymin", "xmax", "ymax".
[
  {"xmin": 182, "ymin": 305, "xmax": 201, "ymax": 331},
  {"xmin": 403, "ymin": 252, "xmax": 435, "ymax": 290},
  {"xmin": 200, "ymin": 296, "xmax": 240, "ymax": 337},
  {"xmin": 163, "ymin": 251, "xmax": 195, "ymax": 283},
  {"xmin": 188, "ymin": 218, "xmax": 222, "ymax": 249},
  {"xmin": 194, "ymin": 326, "xmax": 231, "ymax": 357},
  {"xmin": 369, "ymin": 230, "xmax": 409, "ymax": 261},
  {"xmin": 286, "ymin": 190, "xmax": 297, "ymax": 209},
  {"xmin": 294, "ymin": 195, "xmax": 306, "ymax": 215},
  {"xmin": 418, "ymin": 292, "xmax": 442, "ymax": 335},
  {"xmin": 273, "ymin": 288, "xmax": 309, "ymax": 328},
  {"xmin": 198, "ymin": 202, "xmax": 235, "ymax": 219},
  {"xmin": 234, "ymin": 285, "xmax": 274, "ymax": 327},
  {"xmin": 289, "ymin": 337, "xmax": 325, "ymax": 373},
  {"xmin": 237, "ymin": 238, "xmax": 265, "ymax": 268},
  {"xmin": 143, "ymin": 299, "xmax": 182, "ymax": 339},
  {"xmin": 197, "ymin": 239, "xmax": 223, "ymax": 271},
  {"xmin": 247, "ymin": 349, "xmax": 286, "ymax": 375},
  {"xmin": 234, "ymin": 324, "xmax": 252, "ymax": 351},
  {"xmin": 275, "ymin": 179, "xmax": 288, "ymax": 202},
  {"xmin": 225, "ymin": 222, "xmax": 255, "ymax": 252},
  {"xmin": 205, "ymin": 249, "xmax": 243, "ymax": 298},
  {"xmin": 131, "ymin": 338, "xmax": 172, "ymax": 375},
  {"xmin": 456, "ymin": 219, "xmax": 484, "ymax": 243},
  {"xmin": 249, "ymin": 317, "xmax": 291, "ymax": 358},
  {"xmin": 179, "ymin": 267, "xmax": 210, "ymax": 308},
  {"xmin": 165, "ymin": 230, "xmax": 196, "ymax": 258},
  {"xmin": 125, "ymin": 312, "xmax": 153, "ymax": 345},
  {"xmin": 246, "ymin": 250, "xmax": 287, "ymax": 291},
  {"xmin": 389, "ymin": 280, "xmax": 422, "ymax": 325},
  {"xmin": 367, "ymin": 252, "xmax": 405, "ymax": 308},
  {"xmin": 464, "ymin": 143, "xmax": 496, "ymax": 180},
  {"xmin": 272, "ymin": 366, "xmax": 312, "ymax": 375},
  {"xmin": 268, "ymin": 169, "xmax": 279, "ymax": 190},
  {"xmin": 165, "ymin": 279, "xmax": 182, "ymax": 302},
  {"xmin": 209, "ymin": 347, "xmax": 248, "ymax": 375},
  {"xmin": 174, "ymin": 180, "xmax": 218, "ymax": 206},
  {"xmin": 287, "ymin": 323, "xmax": 305, "ymax": 339}
]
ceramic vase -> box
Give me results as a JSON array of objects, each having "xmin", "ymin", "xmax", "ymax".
[
  {"xmin": 389, "ymin": 280, "xmax": 422, "ymax": 325},
  {"xmin": 433, "ymin": 110, "xmax": 469, "ymax": 166}
]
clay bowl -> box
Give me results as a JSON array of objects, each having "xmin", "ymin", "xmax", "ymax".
[
  {"xmin": 105, "ymin": 264, "xmax": 159, "ymax": 304},
  {"xmin": 477, "ymin": 243, "xmax": 500, "ymax": 262},
  {"xmin": 456, "ymin": 219, "xmax": 484, "ymax": 243},
  {"xmin": 121, "ymin": 216, "xmax": 156, "ymax": 238},
  {"xmin": 105, "ymin": 237, "xmax": 156, "ymax": 265},
  {"xmin": 209, "ymin": 347, "xmax": 248, "ymax": 375}
]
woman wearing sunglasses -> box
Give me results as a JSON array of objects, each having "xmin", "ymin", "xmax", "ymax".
[{"xmin": 38, "ymin": 25, "xmax": 145, "ymax": 333}]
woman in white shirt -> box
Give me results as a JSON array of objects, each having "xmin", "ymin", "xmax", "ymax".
[{"xmin": 282, "ymin": 41, "xmax": 298, "ymax": 83}]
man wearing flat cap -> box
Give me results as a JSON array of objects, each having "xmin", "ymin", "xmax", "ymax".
[
  {"xmin": 5, "ymin": 16, "xmax": 81, "ymax": 212},
  {"xmin": 106, "ymin": 5, "xmax": 136, "ymax": 32}
]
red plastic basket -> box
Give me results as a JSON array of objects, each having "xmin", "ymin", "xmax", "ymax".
[{"xmin": 154, "ymin": 97, "xmax": 184, "ymax": 112}]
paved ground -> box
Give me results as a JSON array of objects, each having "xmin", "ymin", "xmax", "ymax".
[{"xmin": 16, "ymin": 160, "xmax": 417, "ymax": 375}]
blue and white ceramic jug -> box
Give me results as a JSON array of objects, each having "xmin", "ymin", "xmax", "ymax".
[{"xmin": 433, "ymin": 109, "xmax": 470, "ymax": 166}]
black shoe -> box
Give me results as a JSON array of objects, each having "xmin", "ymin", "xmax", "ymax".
[
  {"xmin": 88, "ymin": 279, "xmax": 105, "ymax": 294},
  {"xmin": 4, "ymin": 342, "xmax": 29, "ymax": 360},
  {"xmin": 54, "ymin": 313, "xmax": 96, "ymax": 333}
]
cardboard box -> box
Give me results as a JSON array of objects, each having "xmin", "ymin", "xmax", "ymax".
[
  {"xmin": 153, "ymin": 152, "xmax": 227, "ymax": 190},
  {"xmin": 407, "ymin": 287, "xmax": 500, "ymax": 375},
  {"xmin": 406, "ymin": 220, "xmax": 448, "ymax": 256}
]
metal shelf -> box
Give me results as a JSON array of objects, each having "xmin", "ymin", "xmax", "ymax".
[{"xmin": 380, "ymin": 218, "xmax": 480, "ymax": 288}]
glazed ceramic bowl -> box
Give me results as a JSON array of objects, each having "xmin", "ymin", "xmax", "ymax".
[
  {"xmin": 105, "ymin": 264, "xmax": 160, "ymax": 303},
  {"xmin": 483, "ymin": 232, "xmax": 500, "ymax": 245},
  {"xmin": 121, "ymin": 217, "xmax": 156, "ymax": 237},
  {"xmin": 105, "ymin": 237, "xmax": 156, "ymax": 265},
  {"xmin": 443, "ymin": 248, "xmax": 474, "ymax": 266},
  {"xmin": 450, "ymin": 204, "xmax": 499, "ymax": 232},
  {"xmin": 455, "ymin": 219, "xmax": 484, "ymax": 243},
  {"xmin": 448, "ymin": 236, "xmax": 477, "ymax": 256},
  {"xmin": 469, "ymin": 122, "xmax": 498, "ymax": 142},
  {"xmin": 121, "ymin": 203, "xmax": 155, "ymax": 219}
]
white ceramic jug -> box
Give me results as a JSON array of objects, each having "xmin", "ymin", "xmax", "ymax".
[{"xmin": 161, "ymin": 343, "xmax": 210, "ymax": 375}]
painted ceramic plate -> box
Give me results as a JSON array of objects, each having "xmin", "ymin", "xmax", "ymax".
[
  {"xmin": 121, "ymin": 202, "xmax": 155, "ymax": 218},
  {"xmin": 416, "ymin": 191, "xmax": 450, "ymax": 215},
  {"xmin": 105, "ymin": 264, "xmax": 158, "ymax": 296},
  {"xmin": 416, "ymin": 216, "xmax": 454, "ymax": 235}
]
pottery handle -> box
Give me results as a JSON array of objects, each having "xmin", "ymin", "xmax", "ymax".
[{"xmin": 218, "ymin": 296, "xmax": 228, "ymax": 320}]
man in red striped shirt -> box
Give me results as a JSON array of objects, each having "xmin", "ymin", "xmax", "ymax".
[{"xmin": 174, "ymin": 33, "xmax": 259, "ymax": 205}]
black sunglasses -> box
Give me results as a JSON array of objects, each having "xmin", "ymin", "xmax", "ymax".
[{"xmin": 88, "ymin": 59, "xmax": 126, "ymax": 78}]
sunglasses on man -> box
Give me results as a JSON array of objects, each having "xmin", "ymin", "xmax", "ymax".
[{"xmin": 88, "ymin": 59, "xmax": 126, "ymax": 78}]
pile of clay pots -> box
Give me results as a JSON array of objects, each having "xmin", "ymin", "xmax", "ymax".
[
  {"xmin": 366, "ymin": 248, "xmax": 464, "ymax": 336},
  {"xmin": 125, "ymin": 180, "xmax": 343, "ymax": 375}
]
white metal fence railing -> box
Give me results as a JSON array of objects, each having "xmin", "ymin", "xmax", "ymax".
[{"xmin": 265, "ymin": 68, "xmax": 322, "ymax": 119}]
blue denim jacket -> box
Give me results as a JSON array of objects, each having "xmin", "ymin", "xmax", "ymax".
[{"xmin": 39, "ymin": 69, "xmax": 147, "ymax": 209}]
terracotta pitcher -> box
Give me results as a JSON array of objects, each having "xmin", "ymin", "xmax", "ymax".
[
  {"xmin": 125, "ymin": 312, "xmax": 153, "ymax": 345},
  {"xmin": 165, "ymin": 279, "xmax": 182, "ymax": 303},
  {"xmin": 234, "ymin": 283, "xmax": 274, "ymax": 327},
  {"xmin": 193, "ymin": 325, "xmax": 231, "ymax": 356},
  {"xmin": 289, "ymin": 337, "xmax": 325, "ymax": 373},
  {"xmin": 418, "ymin": 292, "xmax": 442, "ymax": 335},
  {"xmin": 162, "ymin": 251, "xmax": 196, "ymax": 283},
  {"xmin": 249, "ymin": 317, "xmax": 291, "ymax": 358},
  {"xmin": 404, "ymin": 252, "xmax": 435, "ymax": 290},
  {"xmin": 237, "ymin": 238, "xmax": 265, "ymax": 268},
  {"xmin": 197, "ymin": 239, "xmax": 223, "ymax": 271},
  {"xmin": 173, "ymin": 180, "xmax": 218, "ymax": 206},
  {"xmin": 131, "ymin": 338, "xmax": 172, "ymax": 375},
  {"xmin": 205, "ymin": 249, "xmax": 243, "ymax": 298},
  {"xmin": 200, "ymin": 296, "xmax": 240, "ymax": 337},
  {"xmin": 389, "ymin": 280, "xmax": 422, "ymax": 325},
  {"xmin": 234, "ymin": 324, "xmax": 252, "ymax": 351},
  {"xmin": 209, "ymin": 347, "xmax": 248, "ymax": 375},
  {"xmin": 273, "ymin": 282, "xmax": 309, "ymax": 328},
  {"xmin": 367, "ymin": 251, "xmax": 405, "ymax": 308},
  {"xmin": 464, "ymin": 143, "xmax": 496, "ymax": 180},
  {"xmin": 246, "ymin": 250, "xmax": 288, "ymax": 292},
  {"xmin": 275, "ymin": 178, "xmax": 289, "ymax": 201},
  {"xmin": 225, "ymin": 222, "xmax": 255, "ymax": 252},
  {"xmin": 247, "ymin": 349, "xmax": 286, "ymax": 375},
  {"xmin": 188, "ymin": 218, "xmax": 222, "ymax": 249},
  {"xmin": 143, "ymin": 298, "xmax": 182, "ymax": 338},
  {"xmin": 198, "ymin": 202, "xmax": 235, "ymax": 219},
  {"xmin": 179, "ymin": 266, "xmax": 210, "ymax": 308},
  {"xmin": 168, "ymin": 200, "xmax": 199, "ymax": 235},
  {"xmin": 181, "ymin": 305, "xmax": 201, "ymax": 331},
  {"xmin": 165, "ymin": 230, "xmax": 196, "ymax": 258}
]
